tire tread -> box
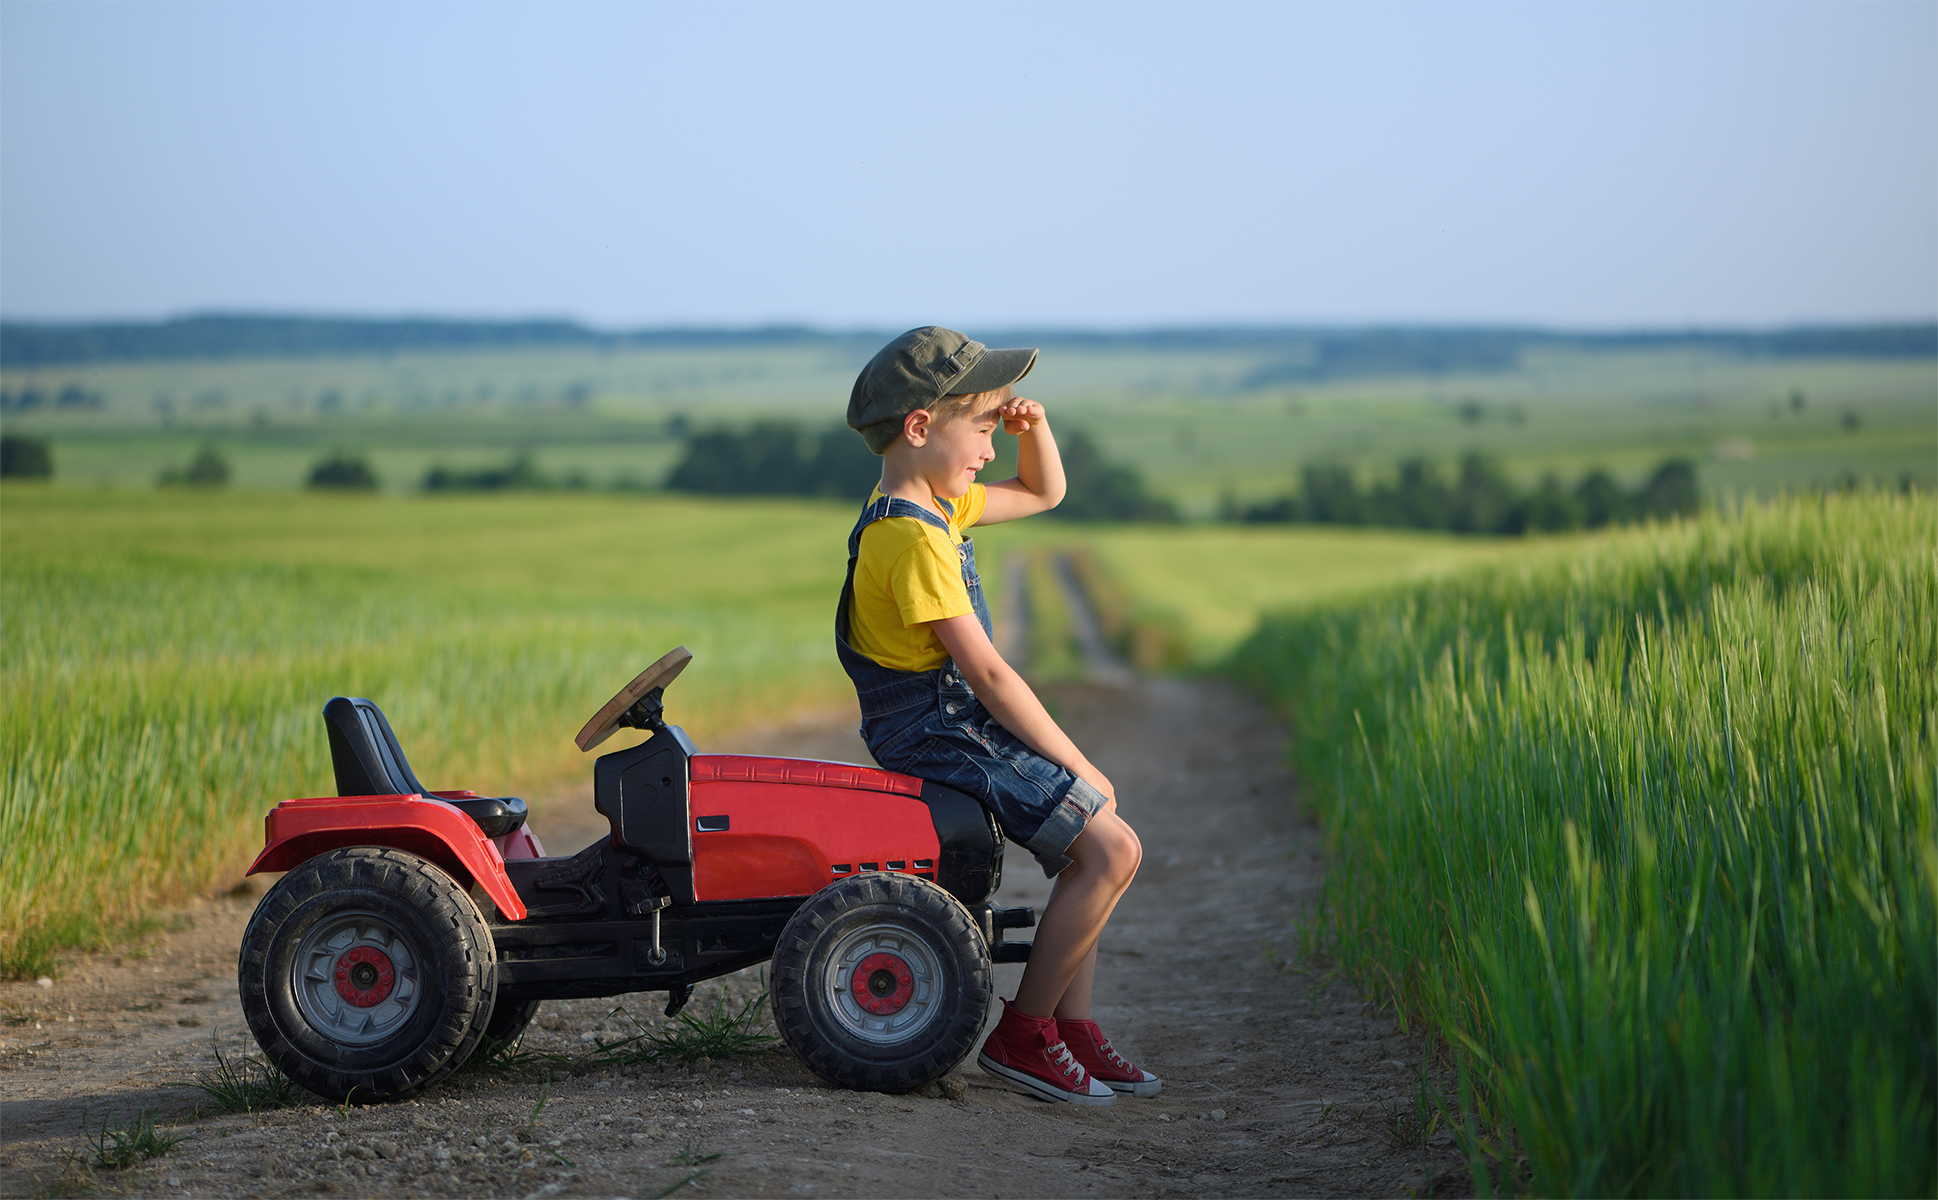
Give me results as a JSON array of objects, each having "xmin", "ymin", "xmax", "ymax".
[
  {"xmin": 238, "ymin": 847, "xmax": 496, "ymax": 1103},
  {"xmin": 770, "ymin": 874, "xmax": 990, "ymax": 1094}
]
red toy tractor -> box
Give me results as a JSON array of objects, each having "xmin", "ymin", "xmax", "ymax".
[{"xmin": 237, "ymin": 648, "xmax": 1035, "ymax": 1102}]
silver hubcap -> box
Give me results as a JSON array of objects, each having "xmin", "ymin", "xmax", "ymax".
[
  {"xmin": 822, "ymin": 920, "xmax": 944, "ymax": 1046},
  {"xmin": 292, "ymin": 910, "xmax": 424, "ymax": 1046}
]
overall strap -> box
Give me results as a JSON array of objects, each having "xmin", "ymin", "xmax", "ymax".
[{"xmin": 846, "ymin": 494, "xmax": 953, "ymax": 559}]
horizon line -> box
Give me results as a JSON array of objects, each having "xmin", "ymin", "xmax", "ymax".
[{"xmin": 3, "ymin": 311, "xmax": 1936, "ymax": 337}]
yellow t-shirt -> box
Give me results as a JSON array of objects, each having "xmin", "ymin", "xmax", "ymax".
[{"xmin": 848, "ymin": 484, "xmax": 988, "ymax": 673}]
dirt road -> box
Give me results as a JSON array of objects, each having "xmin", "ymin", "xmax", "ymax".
[{"xmin": 0, "ymin": 678, "xmax": 1466, "ymax": 1198}]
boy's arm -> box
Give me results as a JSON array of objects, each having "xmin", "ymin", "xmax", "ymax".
[
  {"xmin": 978, "ymin": 398, "xmax": 1065, "ymax": 526},
  {"xmin": 929, "ymin": 612, "xmax": 1116, "ymax": 806}
]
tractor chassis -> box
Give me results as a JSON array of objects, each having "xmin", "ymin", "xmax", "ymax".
[{"xmin": 490, "ymin": 838, "xmax": 1034, "ymax": 1015}]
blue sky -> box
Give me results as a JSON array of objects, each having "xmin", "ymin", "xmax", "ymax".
[{"xmin": 2, "ymin": 1, "xmax": 1932, "ymax": 329}]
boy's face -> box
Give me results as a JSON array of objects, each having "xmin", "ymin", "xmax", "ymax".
[{"xmin": 913, "ymin": 402, "xmax": 1003, "ymax": 499}]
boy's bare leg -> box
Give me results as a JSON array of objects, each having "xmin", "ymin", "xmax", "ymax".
[
  {"xmin": 1051, "ymin": 942, "xmax": 1099, "ymax": 1020},
  {"xmin": 1035, "ymin": 875, "xmax": 1103, "ymax": 1019},
  {"xmin": 1011, "ymin": 810, "xmax": 1141, "ymax": 1018}
]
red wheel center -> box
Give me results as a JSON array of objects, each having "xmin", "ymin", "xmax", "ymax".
[
  {"xmin": 334, "ymin": 946, "xmax": 396, "ymax": 1007},
  {"xmin": 850, "ymin": 952, "xmax": 915, "ymax": 1015}
]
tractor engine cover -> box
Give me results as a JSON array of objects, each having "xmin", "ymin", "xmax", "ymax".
[{"xmin": 685, "ymin": 756, "xmax": 1001, "ymax": 905}]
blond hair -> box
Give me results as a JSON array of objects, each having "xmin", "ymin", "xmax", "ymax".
[
  {"xmin": 928, "ymin": 384, "xmax": 1012, "ymax": 425},
  {"xmin": 859, "ymin": 385, "xmax": 1013, "ymax": 454}
]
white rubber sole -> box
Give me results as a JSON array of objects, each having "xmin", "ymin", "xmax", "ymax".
[
  {"xmin": 1104, "ymin": 1075, "xmax": 1163, "ymax": 1098},
  {"xmin": 977, "ymin": 1053, "xmax": 1117, "ymax": 1106}
]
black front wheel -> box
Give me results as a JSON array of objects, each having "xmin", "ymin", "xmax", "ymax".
[
  {"xmin": 770, "ymin": 873, "xmax": 991, "ymax": 1093},
  {"xmin": 238, "ymin": 847, "xmax": 497, "ymax": 1102}
]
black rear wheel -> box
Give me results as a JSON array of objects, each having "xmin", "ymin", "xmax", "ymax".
[
  {"xmin": 238, "ymin": 847, "xmax": 496, "ymax": 1102},
  {"xmin": 770, "ymin": 873, "xmax": 990, "ymax": 1093},
  {"xmin": 480, "ymin": 998, "xmax": 541, "ymax": 1046}
]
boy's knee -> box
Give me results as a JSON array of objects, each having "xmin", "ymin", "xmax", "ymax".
[
  {"xmin": 1079, "ymin": 814, "xmax": 1141, "ymax": 887},
  {"xmin": 1115, "ymin": 824, "xmax": 1143, "ymax": 882}
]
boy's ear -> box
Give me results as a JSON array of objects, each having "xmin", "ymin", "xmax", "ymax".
[{"xmin": 901, "ymin": 408, "xmax": 932, "ymax": 447}]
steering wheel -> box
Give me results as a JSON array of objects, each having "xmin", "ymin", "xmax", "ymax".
[{"xmin": 575, "ymin": 646, "xmax": 693, "ymax": 752}]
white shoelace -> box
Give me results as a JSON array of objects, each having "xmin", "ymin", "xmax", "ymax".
[
  {"xmin": 1096, "ymin": 1037, "xmax": 1135, "ymax": 1074},
  {"xmin": 1045, "ymin": 1038, "xmax": 1089, "ymax": 1087}
]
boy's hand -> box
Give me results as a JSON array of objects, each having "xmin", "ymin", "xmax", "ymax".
[
  {"xmin": 979, "ymin": 395, "xmax": 1064, "ymax": 524},
  {"xmin": 999, "ymin": 397, "xmax": 1045, "ymax": 436}
]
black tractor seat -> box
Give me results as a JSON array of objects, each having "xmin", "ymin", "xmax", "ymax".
[{"xmin": 322, "ymin": 696, "xmax": 529, "ymax": 839}]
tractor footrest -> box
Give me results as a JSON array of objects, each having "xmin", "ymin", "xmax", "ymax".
[
  {"xmin": 991, "ymin": 940, "xmax": 1032, "ymax": 963},
  {"xmin": 990, "ymin": 905, "xmax": 1035, "ymax": 931},
  {"xmin": 977, "ymin": 904, "xmax": 1035, "ymax": 964}
]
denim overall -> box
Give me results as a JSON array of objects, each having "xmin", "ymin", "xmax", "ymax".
[{"xmin": 836, "ymin": 494, "xmax": 1106, "ymax": 878}]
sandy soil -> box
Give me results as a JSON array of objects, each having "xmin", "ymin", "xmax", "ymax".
[{"xmin": 0, "ymin": 679, "xmax": 1467, "ymax": 1198}]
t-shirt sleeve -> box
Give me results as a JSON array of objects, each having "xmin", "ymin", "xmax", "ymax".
[
  {"xmin": 888, "ymin": 532, "xmax": 973, "ymax": 627},
  {"xmin": 955, "ymin": 483, "xmax": 989, "ymax": 532}
]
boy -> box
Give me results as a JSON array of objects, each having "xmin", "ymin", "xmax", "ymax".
[{"xmin": 838, "ymin": 326, "xmax": 1158, "ymax": 1106}]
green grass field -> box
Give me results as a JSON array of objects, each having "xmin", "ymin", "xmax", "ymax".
[
  {"xmin": 0, "ymin": 487, "xmax": 869, "ymax": 970},
  {"xmin": 1231, "ymin": 492, "xmax": 1934, "ymax": 1196},
  {"xmin": 5, "ymin": 341, "xmax": 1930, "ymax": 513},
  {"xmin": 5, "ymin": 477, "xmax": 1932, "ymax": 1196},
  {"xmin": 0, "ymin": 482, "xmax": 1555, "ymax": 973},
  {"xmin": 1073, "ymin": 524, "xmax": 1520, "ymax": 659}
]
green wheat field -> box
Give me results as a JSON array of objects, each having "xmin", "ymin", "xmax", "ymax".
[
  {"xmin": 0, "ymin": 489, "xmax": 856, "ymax": 962},
  {"xmin": 1233, "ymin": 492, "xmax": 1934, "ymax": 1196}
]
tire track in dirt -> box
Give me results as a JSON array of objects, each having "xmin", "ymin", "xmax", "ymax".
[{"xmin": 1, "ymin": 679, "xmax": 1467, "ymax": 1198}]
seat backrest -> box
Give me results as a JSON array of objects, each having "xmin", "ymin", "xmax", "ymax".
[{"xmin": 323, "ymin": 696, "xmax": 431, "ymax": 798}]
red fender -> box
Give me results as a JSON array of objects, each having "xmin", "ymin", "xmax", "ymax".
[{"xmin": 247, "ymin": 794, "xmax": 527, "ymax": 921}]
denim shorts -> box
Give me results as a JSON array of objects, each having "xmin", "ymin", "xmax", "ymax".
[{"xmin": 863, "ymin": 673, "xmax": 1108, "ymax": 878}]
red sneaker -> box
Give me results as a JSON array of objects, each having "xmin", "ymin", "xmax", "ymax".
[
  {"xmin": 977, "ymin": 1000, "xmax": 1116, "ymax": 1105},
  {"xmin": 1057, "ymin": 1018, "xmax": 1162, "ymax": 1097}
]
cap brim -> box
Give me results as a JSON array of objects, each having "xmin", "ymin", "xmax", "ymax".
[{"xmin": 946, "ymin": 346, "xmax": 1038, "ymax": 396}]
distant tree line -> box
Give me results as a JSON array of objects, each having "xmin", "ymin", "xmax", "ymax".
[
  {"xmin": 0, "ymin": 316, "xmax": 852, "ymax": 367},
  {"xmin": 309, "ymin": 452, "xmax": 380, "ymax": 490},
  {"xmin": 1, "ymin": 384, "xmax": 104, "ymax": 411},
  {"xmin": 3, "ymin": 315, "xmax": 1930, "ymax": 369},
  {"xmin": 662, "ymin": 422, "xmax": 1177, "ymax": 521},
  {"xmin": 423, "ymin": 453, "xmax": 558, "ymax": 493},
  {"xmin": 1230, "ymin": 455, "xmax": 1700, "ymax": 535},
  {"xmin": 157, "ymin": 445, "xmax": 232, "ymax": 488},
  {"xmin": 666, "ymin": 423, "xmax": 880, "ymax": 498},
  {"xmin": 1, "ymin": 434, "xmax": 52, "ymax": 478},
  {"xmin": 1047, "ymin": 430, "xmax": 1177, "ymax": 521}
]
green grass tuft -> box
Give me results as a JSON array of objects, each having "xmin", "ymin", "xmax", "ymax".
[
  {"xmin": 628, "ymin": 992, "xmax": 779, "ymax": 1064},
  {"xmin": 0, "ymin": 929, "xmax": 60, "ymax": 981},
  {"xmin": 651, "ymin": 1141, "xmax": 725, "ymax": 1198},
  {"xmin": 190, "ymin": 1036, "xmax": 306, "ymax": 1112},
  {"xmin": 483, "ymin": 991, "xmax": 778, "ymax": 1074},
  {"xmin": 80, "ymin": 1108, "xmax": 192, "ymax": 1170}
]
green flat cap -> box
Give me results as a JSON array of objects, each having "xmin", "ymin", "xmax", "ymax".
[{"xmin": 848, "ymin": 326, "xmax": 1039, "ymax": 454}]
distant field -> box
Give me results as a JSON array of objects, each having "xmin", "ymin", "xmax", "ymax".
[
  {"xmin": 1067, "ymin": 525, "xmax": 1521, "ymax": 659},
  {"xmin": 3, "ymin": 340, "xmax": 1930, "ymax": 513},
  {"xmin": 969, "ymin": 520, "xmax": 1530, "ymax": 663}
]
